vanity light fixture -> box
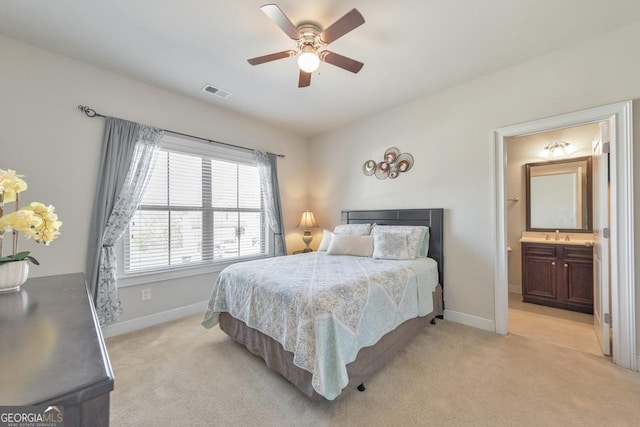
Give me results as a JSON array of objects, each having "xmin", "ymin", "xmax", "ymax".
[{"xmin": 539, "ymin": 140, "xmax": 577, "ymax": 158}]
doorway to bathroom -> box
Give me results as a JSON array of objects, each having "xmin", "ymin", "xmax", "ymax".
[
  {"xmin": 505, "ymin": 124, "xmax": 602, "ymax": 356},
  {"xmin": 493, "ymin": 101, "xmax": 636, "ymax": 371}
]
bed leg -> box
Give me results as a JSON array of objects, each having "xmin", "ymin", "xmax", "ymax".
[
  {"xmin": 430, "ymin": 318, "xmax": 437, "ymax": 325},
  {"xmin": 357, "ymin": 383, "xmax": 366, "ymax": 392}
]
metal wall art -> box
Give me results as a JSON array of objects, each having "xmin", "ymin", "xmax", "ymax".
[{"xmin": 362, "ymin": 147, "xmax": 414, "ymax": 180}]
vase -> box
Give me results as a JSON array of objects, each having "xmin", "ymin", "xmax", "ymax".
[{"xmin": 0, "ymin": 260, "xmax": 30, "ymax": 292}]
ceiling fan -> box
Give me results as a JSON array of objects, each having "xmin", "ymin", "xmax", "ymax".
[{"xmin": 247, "ymin": 4, "xmax": 365, "ymax": 88}]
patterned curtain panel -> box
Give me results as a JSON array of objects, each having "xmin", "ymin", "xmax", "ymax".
[
  {"xmin": 86, "ymin": 118, "xmax": 163, "ymax": 325},
  {"xmin": 255, "ymin": 151, "xmax": 287, "ymax": 256}
]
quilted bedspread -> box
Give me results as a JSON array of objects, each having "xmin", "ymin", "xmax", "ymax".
[{"xmin": 202, "ymin": 252, "xmax": 437, "ymax": 400}]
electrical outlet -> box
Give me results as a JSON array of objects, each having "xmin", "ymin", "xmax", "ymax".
[{"xmin": 141, "ymin": 287, "xmax": 151, "ymax": 302}]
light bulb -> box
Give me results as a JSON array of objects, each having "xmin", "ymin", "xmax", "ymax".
[
  {"xmin": 298, "ymin": 49, "xmax": 319, "ymax": 73},
  {"xmin": 539, "ymin": 141, "xmax": 576, "ymax": 158}
]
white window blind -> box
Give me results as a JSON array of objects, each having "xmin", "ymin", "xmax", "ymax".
[{"xmin": 123, "ymin": 138, "xmax": 267, "ymax": 276}]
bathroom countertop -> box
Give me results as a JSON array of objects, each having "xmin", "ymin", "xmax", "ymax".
[{"xmin": 519, "ymin": 231, "xmax": 594, "ymax": 247}]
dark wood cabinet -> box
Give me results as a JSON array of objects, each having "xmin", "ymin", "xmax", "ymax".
[
  {"xmin": 521, "ymin": 242, "xmax": 593, "ymax": 313},
  {"xmin": 0, "ymin": 273, "xmax": 113, "ymax": 426}
]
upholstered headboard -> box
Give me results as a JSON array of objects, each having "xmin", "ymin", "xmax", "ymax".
[{"xmin": 341, "ymin": 208, "xmax": 445, "ymax": 292}]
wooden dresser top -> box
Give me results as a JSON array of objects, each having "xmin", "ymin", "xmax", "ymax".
[{"xmin": 0, "ymin": 273, "xmax": 114, "ymax": 406}]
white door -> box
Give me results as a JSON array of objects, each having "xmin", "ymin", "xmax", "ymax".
[{"xmin": 592, "ymin": 121, "xmax": 611, "ymax": 356}]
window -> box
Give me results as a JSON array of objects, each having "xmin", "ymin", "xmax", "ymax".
[{"xmin": 119, "ymin": 135, "xmax": 269, "ymax": 282}]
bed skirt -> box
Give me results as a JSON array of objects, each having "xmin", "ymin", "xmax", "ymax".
[{"xmin": 219, "ymin": 284, "xmax": 443, "ymax": 401}]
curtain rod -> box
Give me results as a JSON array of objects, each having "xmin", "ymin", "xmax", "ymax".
[{"xmin": 77, "ymin": 105, "xmax": 285, "ymax": 158}]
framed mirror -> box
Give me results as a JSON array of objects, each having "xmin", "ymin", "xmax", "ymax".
[{"xmin": 525, "ymin": 156, "xmax": 592, "ymax": 232}]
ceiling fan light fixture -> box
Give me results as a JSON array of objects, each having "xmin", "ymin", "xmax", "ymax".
[
  {"xmin": 248, "ymin": 5, "xmax": 364, "ymax": 86},
  {"xmin": 297, "ymin": 46, "xmax": 320, "ymax": 73}
]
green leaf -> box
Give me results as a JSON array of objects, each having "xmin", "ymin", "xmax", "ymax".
[
  {"xmin": 12, "ymin": 251, "xmax": 31, "ymax": 261},
  {"xmin": 0, "ymin": 251, "xmax": 39, "ymax": 265}
]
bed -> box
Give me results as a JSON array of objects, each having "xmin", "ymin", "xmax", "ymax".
[{"xmin": 202, "ymin": 208, "xmax": 444, "ymax": 400}]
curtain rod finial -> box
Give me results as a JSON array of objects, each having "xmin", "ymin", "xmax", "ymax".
[{"xmin": 78, "ymin": 105, "xmax": 97, "ymax": 117}]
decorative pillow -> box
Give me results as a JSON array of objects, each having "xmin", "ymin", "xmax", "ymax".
[
  {"xmin": 419, "ymin": 227, "xmax": 430, "ymax": 257},
  {"xmin": 326, "ymin": 234, "xmax": 374, "ymax": 257},
  {"xmin": 371, "ymin": 225, "xmax": 429, "ymax": 259},
  {"xmin": 333, "ymin": 223, "xmax": 372, "ymax": 236},
  {"xmin": 317, "ymin": 229, "xmax": 334, "ymax": 252},
  {"xmin": 373, "ymin": 232, "xmax": 411, "ymax": 260}
]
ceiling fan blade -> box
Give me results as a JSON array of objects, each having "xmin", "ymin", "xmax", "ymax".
[
  {"xmin": 298, "ymin": 70, "xmax": 311, "ymax": 88},
  {"xmin": 320, "ymin": 9, "xmax": 365, "ymax": 45},
  {"xmin": 248, "ymin": 50, "xmax": 296, "ymax": 65},
  {"xmin": 319, "ymin": 51, "xmax": 364, "ymax": 73},
  {"xmin": 260, "ymin": 4, "xmax": 301, "ymax": 40}
]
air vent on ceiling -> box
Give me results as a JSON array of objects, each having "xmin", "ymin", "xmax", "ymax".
[{"xmin": 201, "ymin": 84, "xmax": 231, "ymax": 99}]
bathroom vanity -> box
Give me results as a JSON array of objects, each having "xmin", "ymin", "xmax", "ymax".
[
  {"xmin": 519, "ymin": 156, "xmax": 594, "ymax": 314},
  {"xmin": 521, "ymin": 239, "xmax": 593, "ymax": 314}
]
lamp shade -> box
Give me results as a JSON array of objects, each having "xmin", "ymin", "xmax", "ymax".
[
  {"xmin": 297, "ymin": 211, "xmax": 318, "ymax": 228},
  {"xmin": 297, "ymin": 45, "xmax": 319, "ymax": 73}
]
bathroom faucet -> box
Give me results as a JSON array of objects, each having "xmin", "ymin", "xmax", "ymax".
[
  {"xmin": 565, "ymin": 234, "xmax": 571, "ymax": 241},
  {"xmin": 555, "ymin": 230, "xmax": 560, "ymax": 241}
]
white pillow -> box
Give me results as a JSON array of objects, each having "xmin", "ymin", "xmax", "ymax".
[
  {"xmin": 317, "ymin": 229, "xmax": 334, "ymax": 252},
  {"xmin": 371, "ymin": 225, "xmax": 429, "ymax": 259},
  {"xmin": 373, "ymin": 232, "xmax": 411, "ymax": 260},
  {"xmin": 419, "ymin": 227, "xmax": 430, "ymax": 257},
  {"xmin": 326, "ymin": 234, "xmax": 374, "ymax": 257},
  {"xmin": 333, "ymin": 223, "xmax": 372, "ymax": 236}
]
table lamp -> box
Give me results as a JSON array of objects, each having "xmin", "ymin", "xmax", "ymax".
[{"xmin": 297, "ymin": 210, "xmax": 318, "ymax": 252}]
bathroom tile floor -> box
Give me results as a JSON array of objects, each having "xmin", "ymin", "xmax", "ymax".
[{"xmin": 508, "ymin": 292, "xmax": 605, "ymax": 357}]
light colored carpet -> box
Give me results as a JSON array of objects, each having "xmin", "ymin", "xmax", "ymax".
[{"xmin": 106, "ymin": 314, "xmax": 640, "ymax": 426}]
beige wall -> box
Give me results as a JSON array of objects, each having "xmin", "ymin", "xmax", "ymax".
[
  {"xmin": 309, "ymin": 19, "xmax": 640, "ymax": 353},
  {"xmin": 2, "ymin": 19, "xmax": 640, "ymax": 359},
  {"xmin": 0, "ymin": 35, "xmax": 309, "ymax": 323},
  {"xmin": 506, "ymin": 124, "xmax": 598, "ymax": 291}
]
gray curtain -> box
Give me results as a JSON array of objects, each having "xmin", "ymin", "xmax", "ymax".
[
  {"xmin": 255, "ymin": 151, "xmax": 287, "ymax": 256},
  {"xmin": 86, "ymin": 118, "xmax": 163, "ymax": 325}
]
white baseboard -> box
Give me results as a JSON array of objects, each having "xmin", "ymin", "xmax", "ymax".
[
  {"xmin": 102, "ymin": 304, "xmax": 507, "ymax": 339},
  {"xmin": 102, "ymin": 301, "xmax": 208, "ymax": 338},
  {"xmin": 444, "ymin": 309, "xmax": 495, "ymax": 332},
  {"xmin": 508, "ymin": 284, "xmax": 521, "ymax": 294}
]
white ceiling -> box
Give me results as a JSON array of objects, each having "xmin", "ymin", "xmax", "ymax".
[{"xmin": 2, "ymin": 0, "xmax": 640, "ymax": 137}]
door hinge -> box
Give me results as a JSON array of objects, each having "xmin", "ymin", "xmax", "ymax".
[
  {"xmin": 603, "ymin": 142, "xmax": 611, "ymax": 153},
  {"xmin": 603, "ymin": 228, "xmax": 610, "ymax": 238},
  {"xmin": 604, "ymin": 313, "xmax": 611, "ymax": 324}
]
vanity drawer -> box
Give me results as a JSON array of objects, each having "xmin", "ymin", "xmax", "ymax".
[
  {"xmin": 564, "ymin": 245, "xmax": 593, "ymax": 260},
  {"xmin": 522, "ymin": 243, "xmax": 557, "ymax": 257}
]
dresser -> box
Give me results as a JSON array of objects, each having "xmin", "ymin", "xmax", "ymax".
[
  {"xmin": 0, "ymin": 273, "xmax": 114, "ymax": 426},
  {"xmin": 521, "ymin": 242, "xmax": 594, "ymax": 313}
]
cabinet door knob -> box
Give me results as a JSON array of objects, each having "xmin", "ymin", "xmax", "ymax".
[
  {"xmin": 551, "ymin": 262, "xmax": 555, "ymax": 266},
  {"xmin": 564, "ymin": 263, "xmax": 569, "ymax": 268}
]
